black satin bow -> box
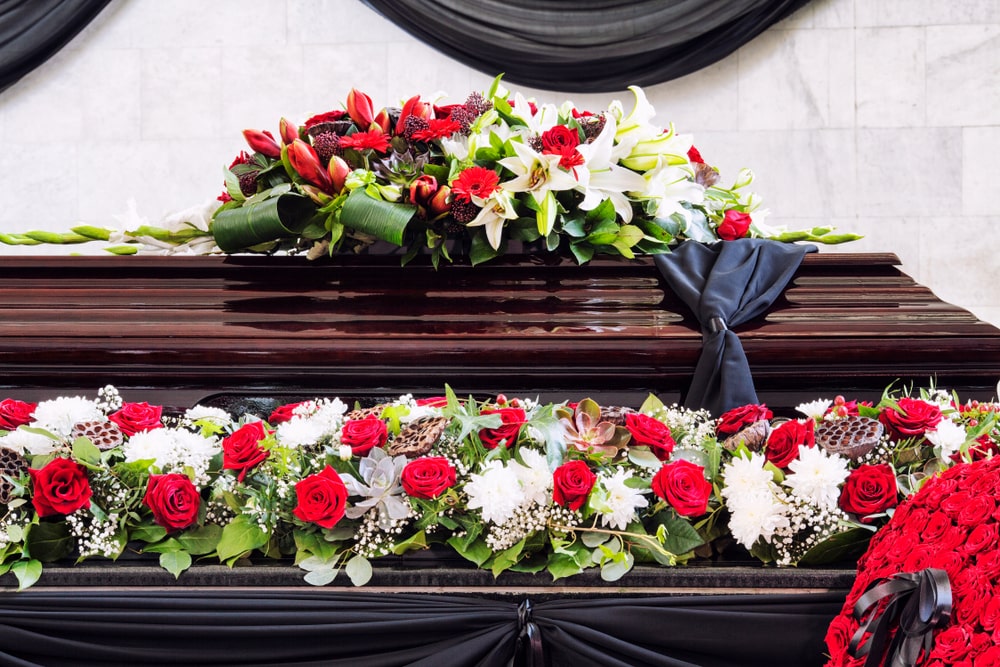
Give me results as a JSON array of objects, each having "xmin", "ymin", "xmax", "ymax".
[
  {"xmin": 517, "ymin": 599, "xmax": 544, "ymax": 666},
  {"xmin": 849, "ymin": 568, "xmax": 952, "ymax": 667}
]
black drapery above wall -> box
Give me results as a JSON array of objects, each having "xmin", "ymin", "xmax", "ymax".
[
  {"xmin": 360, "ymin": 0, "xmax": 814, "ymax": 93},
  {"xmin": 0, "ymin": 0, "xmax": 112, "ymax": 94}
]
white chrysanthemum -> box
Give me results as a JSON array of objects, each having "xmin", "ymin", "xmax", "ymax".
[
  {"xmin": 172, "ymin": 429, "xmax": 220, "ymax": 463},
  {"xmin": 122, "ymin": 429, "xmax": 176, "ymax": 467},
  {"xmin": 728, "ymin": 491, "xmax": 790, "ymax": 548},
  {"xmin": 721, "ymin": 452, "xmax": 774, "ymax": 502},
  {"xmin": 275, "ymin": 417, "xmax": 326, "ymax": 449},
  {"xmin": 308, "ymin": 398, "xmax": 347, "ymax": 433},
  {"xmin": 796, "ymin": 399, "xmax": 832, "ymax": 421},
  {"xmin": 510, "ymin": 449, "xmax": 552, "ymax": 507},
  {"xmin": 464, "ymin": 460, "xmax": 524, "ymax": 525},
  {"xmin": 184, "ymin": 405, "xmax": 232, "ymax": 425},
  {"xmin": 31, "ymin": 396, "xmax": 103, "ymax": 436},
  {"xmin": 785, "ymin": 446, "xmax": 850, "ymax": 508},
  {"xmin": 0, "ymin": 429, "xmax": 60, "ymax": 456},
  {"xmin": 597, "ymin": 469, "xmax": 648, "ymax": 531},
  {"xmin": 925, "ymin": 418, "xmax": 968, "ymax": 460}
]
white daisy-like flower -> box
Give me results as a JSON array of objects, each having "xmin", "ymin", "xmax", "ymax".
[
  {"xmin": 184, "ymin": 405, "xmax": 232, "ymax": 425},
  {"xmin": 721, "ymin": 452, "xmax": 775, "ymax": 502},
  {"xmin": 510, "ymin": 448, "xmax": 552, "ymax": 507},
  {"xmin": 464, "ymin": 460, "xmax": 524, "ymax": 525},
  {"xmin": 308, "ymin": 398, "xmax": 347, "ymax": 433},
  {"xmin": 596, "ymin": 469, "xmax": 648, "ymax": 531},
  {"xmin": 785, "ymin": 446, "xmax": 850, "ymax": 508},
  {"xmin": 796, "ymin": 399, "xmax": 832, "ymax": 421},
  {"xmin": 31, "ymin": 396, "xmax": 103, "ymax": 436},
  {"xmin": 727, "ymin": 491, "xmax": 790, "ymax": 548},
  {"xmin": 275, "ymin": 417, "xmax": 326, "ymax": 449},
  {"xmin": 0, "ymin": 429, "xmax": 60, "ymax": 456},
  {"xmin": 925, "ymin": 418, "xmax": 968, "ymax": 460}
]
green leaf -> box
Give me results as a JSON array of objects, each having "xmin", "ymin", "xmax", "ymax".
[
  {"xmin": 390, "ymin": 530, "xmax": 428, "ymax": 555},
  {"xmin": 175, "ymin": 524, "xmax": 223, "ymax": 556},
  {"xmin": 627, "ymin": 447, "xmax": 663, "ymax": 470},
  {"xmin": 130, "ymin": 524, "xmax": 168, "ymax": 544},
  {"xmin": 649, "ymin": 513, "xmax": 704, "ymax": 557},
  {"xmin": 11, "ymin": 559, "xmax": 42, "ymax": 590},
  {"xmin": 345, "ymin": 554, "xmax": 373, "ymax": 586},
  {"xmin": 159, "ymin": 550, "xmax": 192, "ymax": 579},
  {"xmin": 25, "ymin": 522, "xmax": 72, "ymax": 562},
  {"xmin": 797, "ymin": 527, "xmax": 873, "ymax": 566},
  {"xmin": 211, "ymin": 192, "xmax": 317, "ymax": 252},
  {"xmin": 216, "ymin": 515, "xmax": 268, "ymax": 564},
  {"xmin": 446, "ymin": 532, "xmax": 492, "ymax": 567},
  {"xmin": 469, "ymin": 230, "xmax": 502, "ymax": 266},
  {"xmin": 70, "ymin": 225, "xmax": 113, "ymax": 241},
  {"xmin": 303, "ymin": 567, "xmax": 338, "ymax": 586},
  {"xmin": 490, "ymin": 540, "xmax": 525, "ymax": 577},
  {"xmin": 599, "ymin": 552, "xmax": 634, "ymax": 582},
  {"xmin": 71, "ymin": 437, "xmax": 102, "ymax": 466},
  {"xmin": 339, "ymin": 189, "xmax": 416, "ymax": 247},
  {"xmin": 581, "ymin": 531, "xmax": 611, "ymax": 549}
]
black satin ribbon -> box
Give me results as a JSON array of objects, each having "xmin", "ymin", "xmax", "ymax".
[
  {"xmin": 517, "ymin": 599, "xmax": 544, "ymax": 667},
  {"xmin": 849, "ymin": 568, "xmax": 952, "ymax": 667}
]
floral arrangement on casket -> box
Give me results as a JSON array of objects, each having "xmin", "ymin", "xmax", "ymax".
[
  {"xmin": 0, "ymin": 382, "xmax": 995, "ymax": 590},
  {"xmin": 1, "ymin": 77, "xmax": 856, "ymax": 263}
]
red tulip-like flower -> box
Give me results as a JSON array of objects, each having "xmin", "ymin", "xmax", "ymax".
[
  {"xmin": 279, "ymin": 117, "xmax": 298, "ymax": 145},
  {"xmin": 242, "ymin": 129, "xmax": 281, "ymax": 159},
  {"xmin": 373, "ymin": 108, "xmax": 392, "ymax": 134},
  {"xmin": 396, "ymin": 94, "xmax": 431, "ymax": 135},
  {"xmin": 288, "ymin": 139, "xmax": 333, "ymax": 193},
  {"xmin": 346, "ymin": 88, "xmax": 375, "ymax": 128},
  {"xmin": 327, "ymin": 155, "xmax": 350, "ymax": 193}
]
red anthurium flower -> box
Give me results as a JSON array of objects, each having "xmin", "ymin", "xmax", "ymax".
[
  {"xmin": 346, "ymin": 88, "xmax": 375, "ymax": 128},
  {"xmin": 287, "ymin": 139, "xmax": 333, "ymax": 193},
  {"xmin": 242, "ymin": 129, "xmax": 281, "ymax": 159}
]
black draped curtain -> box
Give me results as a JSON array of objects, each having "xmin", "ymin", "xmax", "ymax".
[
  {"xmin": 361, "ymin": 0, "xmax": 813, "ymax": 92},
  {"xmin": 0, "ymin": 0, "xmax": 111, "ymax": 94}
]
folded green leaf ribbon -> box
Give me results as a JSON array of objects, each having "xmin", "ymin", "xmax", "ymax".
[
  {"xmin": 850, "ymin": 568, "xmax": 952, "ymax": 667},
  {"xmin": 212, "ymin": 192, "xmax": 317, "ymax": 252}
]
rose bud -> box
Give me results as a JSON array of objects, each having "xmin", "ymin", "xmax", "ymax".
[
  {"xmin": 279, "ymin": 117, "xmax": 299, "ymax": 145},
  {"xmin": 288, "ymin": 139, "xmax": 333, "ymax": 193},
  {"xmin": 243, "ymin": 129, "xmax": 281, "ymax": 159},
  {"xmin": 429, "ymin": 186, "xmax": 451, "ymax": 217},
  {"xmin": 346, "ymin": 88, "xmax": 375, "ymax": 128},
  {"xmin": 328, "ymin": 155, "xmax": 350, "ymax": 193}
]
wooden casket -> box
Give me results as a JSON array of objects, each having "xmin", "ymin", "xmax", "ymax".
[{"xmin": 0, "ymin": 251, "xmax": 997, "ymax": 667}]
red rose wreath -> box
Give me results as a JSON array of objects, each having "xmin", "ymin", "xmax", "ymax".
[{"xmin": 825, "ymin": 457, "xmax": 1000, "ymax": 666}]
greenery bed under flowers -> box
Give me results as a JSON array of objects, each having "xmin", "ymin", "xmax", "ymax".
[{"xmin": 0, "ymin": 382, "xmax": 996, "ymax": 590}]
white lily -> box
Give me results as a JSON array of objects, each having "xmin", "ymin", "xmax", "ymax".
[
  {"xmin": 466, "ymin": 188, "xmax": 519, "ymax": 250},
  {"xmin": 499, "ymin": 140, "xmax": 584, "ymax": 236},
  {"xmin": 575, "ymin": 116, "xmax": 647, "ymax": 222},
  {"xmin": 634, "ymin": 160, "xmax": 705, "ymax": 223},
  {"xmin": 508, "ymin": 91, "xmax": 560, "ymax": 134}
]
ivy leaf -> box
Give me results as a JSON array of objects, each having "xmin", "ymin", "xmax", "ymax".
[
  {"xmin": 649, "ymin": 513, "xmax": 704, "ymax": 557},
  {"xmin": 159, "ymin": 551, "xmax": 192, "ymax": 579},
  {"xmin": 11, "ymin": 559, "xmax": 42, "ymax": 590},
  {"xmin": 25, "ymin": 521, "xmax": 72, "ymax": 563},
  {"xmin": 175, "ymin": 524, "xmax": 223, "ymax": 556},
  {"xmin": 216, "ymin": 515, "xmax": 268, "ymax": 564},
  {"xmin": 345, "ymin": 555, "xmax": 373, "ymax": 586}
]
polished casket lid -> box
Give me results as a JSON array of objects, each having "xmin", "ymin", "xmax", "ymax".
[{"xmin": 0, "ymin": 252, "xmax": 997, "ymax": 411}]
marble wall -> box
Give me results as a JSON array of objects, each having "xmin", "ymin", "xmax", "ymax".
[{"xmin": 0, "ymin": 0, "xmax": 997, "ymax": 326}]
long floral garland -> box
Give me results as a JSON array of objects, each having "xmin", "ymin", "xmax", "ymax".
[{"xmin": 0, "ymin": 384, "xmax": 996, "ymax": 589}]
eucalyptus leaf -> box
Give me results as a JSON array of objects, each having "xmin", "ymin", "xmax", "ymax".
[
  {"xmin": 345, "ymin": 554, "xmax": 373, "ymax": 586},
  {"xmin": 627, "ymin": 447, "xmax": 663, "ymax": 470},
  {"xmin": 599, "ymin": 552, "xmax": 634, "ymax": 582},
  {"xmin": 581, "ymin": 531, "xmax": 611, "ymax": 548},
  {"xmin": 303, "ymin": 567, "xmax": 338, "ymax": 586}
]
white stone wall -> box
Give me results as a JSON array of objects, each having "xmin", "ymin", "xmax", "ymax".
[{"xmin": 0, "ymin": 0, "xmax": 997, "ymax": 326}]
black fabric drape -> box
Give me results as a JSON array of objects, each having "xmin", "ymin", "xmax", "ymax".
[
  {"xmin": 0, "ymin": 590, "xmax": 845, "ymax": 667},
  {"xmin": 654, "ymin": 239, "xmax": 816, "ymax": 417},
  {"xmin": 0, "ymin": 0, "xmax": 112, "ymax": 94},
  {"xmin": 360, "ymin": 0, "xmax": 813, "ymax": 93}
]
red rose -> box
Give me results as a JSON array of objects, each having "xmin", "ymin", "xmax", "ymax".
[
  {"xmin": 540, "ymin": 125, "xmax": 580, "ymax": 154},
  {"xmin": 341, "ymin": 416, "xmax": 388, "ymax": 456},
  {"xmin": 478, "ymin": 407, "xmax": 525, "ymax": 449},
  {"xmin": 930, "ymin": 626, "xmax": 971, "ymax": 663},
  {"xmin": 765, "ymin": 419, "xmax": 815, "ymax": 468},
  {"xmin": 223, "ymin": 421, "xmax": 271, "ymax": 481},
  {"xmin": 28, "ymin": 458, "xmax": 91, "ymax": 517},
  {"xmin": 401, "ymin": 457, "xmax": 456, "ymax": 499},
  {"xmin": 717, "ymin": 210, "xmax": 752, "ymax": 241},
  {"xmin": 293, "ymin": 466, "xmax": 348, "ymax": 529},
  {"xmin": 717, "ymin": 404, "xmax": 772, "ymax": 437},
  {"xmin": 687, "ymin": 146, "xmax": 705, "ymax": 164},
  {"xmin": 651, "ymin": 460, "xmax": 712, "ymax": 517},
  {"xmin": 625, "ymin": 413, "xmax": 675, "ymax": 461},
  {"xmin": 879, "ymin": 397, "xmax": 942, "ymax": 440},
  {"xmin": 143, "ymin": 473, "xmax": 200, "ymax": 532},
  {"xmin": 838, "ymin": 464, "xmax": 898, "ymax": 522},
  {"xmin": 108, "ymin": 401, "xmax": 163, "ymax": 437},
  {"xmin": 958, "ymin": 495, "xmax": 996, "ymax": 526},
  {"xmin": 552, "ymin": 460, "xmax": 597, "ymax": 511},
  {"xmin": 973, "ymin": 645, "xmax": 1000, "ymax": 666},
  {"xmin": 0, "ymin": 398, "xmax": 36, "ymax": 430},
  {"xmin": 269, "ymin": 401, "xmax": 308, "ymax": 425}
]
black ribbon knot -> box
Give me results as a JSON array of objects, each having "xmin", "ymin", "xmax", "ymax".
[{"xmin": 516, "ymin": 599, "xmax": 543, "ymax": 666}]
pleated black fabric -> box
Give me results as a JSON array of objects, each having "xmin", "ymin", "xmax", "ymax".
[
  {"xmin": 0, "ymin": 590, "xmax": 845, "ymax": 666},
  {"xmin": 360, "ymin": 0, "xmax": 813, "ymax": 92},
  {"xmin": 655, "ymin": 239, "xmax": 816, "ymax": 417}
]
